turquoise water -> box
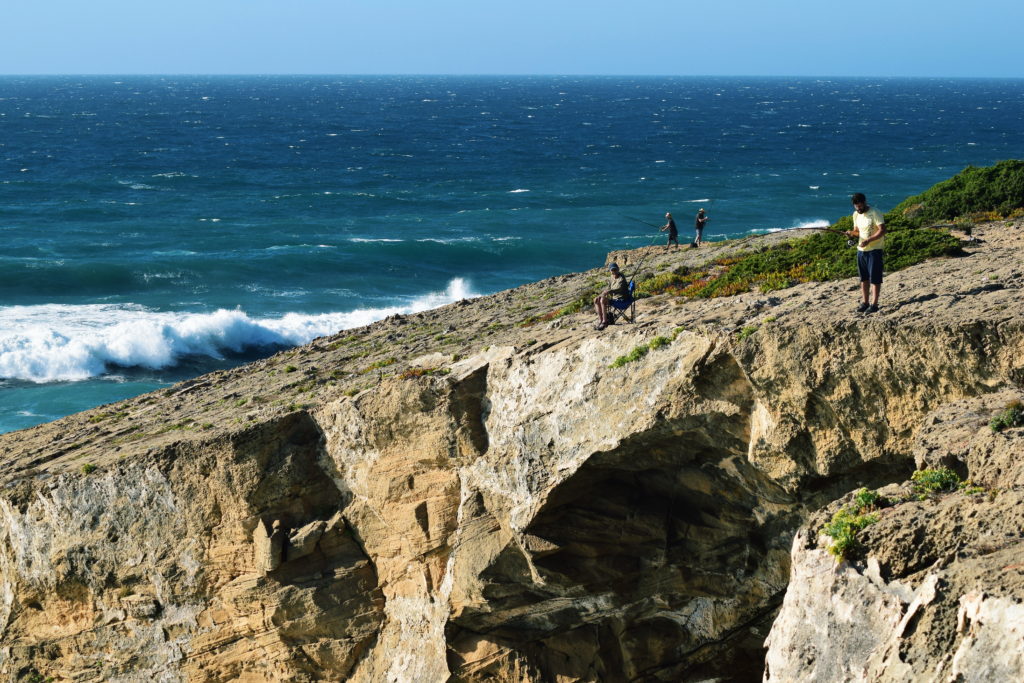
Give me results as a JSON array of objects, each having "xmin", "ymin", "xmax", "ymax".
[{"xmin": 2, "ymin": 76, "xmax": 1022, "ymax": 432}]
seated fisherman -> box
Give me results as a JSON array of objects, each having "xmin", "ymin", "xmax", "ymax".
[{"xmin": 594, "ymin": 262, "xmax": 629, "ymax": 330}]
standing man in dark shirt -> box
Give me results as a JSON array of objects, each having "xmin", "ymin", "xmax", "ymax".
[
  {"xmin": 694, "ymin": 208, "xmax": 709, "ymax": 247},
  {"xmin": 660, "ymin": 212, "xmax": 678, "ymax": 250}
]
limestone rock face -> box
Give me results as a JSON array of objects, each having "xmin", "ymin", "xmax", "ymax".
[
  {"xmin": 764, "ymin": 391, "xmax": 1024, "ymax": 683},
  {"xmin": 0, "ymin": 414, "xmax": 384, "ymax": 681},
  {"xmin": 1, "ymin": 223, "xmax": 1023, "ymax": 681}
]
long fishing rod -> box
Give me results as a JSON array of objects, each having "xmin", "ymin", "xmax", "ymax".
[
  {"xmin": 783, "ymin": 225, "xmax": 858, "ymax": 247},
  {"xmin": 622, "ymin": 215, "xmax": 664, "ymax": 230},
  {"xmin": 731, "ymin": 224, "xmax": 857, "ymax": 249},
  {"xmin": 779, "ymin": 226, "xmax": 849, "ymax": 236},
  {"xmin": 617, "ymin": 215, "xmax": 671, "ymax": 283}
]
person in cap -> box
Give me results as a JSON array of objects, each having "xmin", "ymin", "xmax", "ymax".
[
  {"xmin": 594, "ymin": 262, "xmax": 629, "ymax": 330},
  {"xmin": 846, "ymin": 192, "xmax": 886, "ymax": 314},
  {"xmin": 660, "ymin": 212, "xmax": 679, "ymax": 250},
  {"xmin": 694, "ymin": 208, "xmax": 709, "ymax": 247}
]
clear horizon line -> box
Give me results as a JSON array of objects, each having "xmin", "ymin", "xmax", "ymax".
[{"xmin": 1, "ymin": 72, "xmax": 1022, "ymax": 80}]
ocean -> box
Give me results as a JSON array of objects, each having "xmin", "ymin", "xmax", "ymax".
[{"xmin": 2, "ymin": 75, "xmax": 1022, "ymax": 433}]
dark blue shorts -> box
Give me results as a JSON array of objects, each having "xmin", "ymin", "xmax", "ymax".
[{"xmin": 857, "ymin": 249, "xmax": 884, "ymax": 284}]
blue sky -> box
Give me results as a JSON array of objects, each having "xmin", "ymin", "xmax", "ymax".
[{"xmin": 2, "ymin": 0, "xmax": 1021, "ymax": 77}]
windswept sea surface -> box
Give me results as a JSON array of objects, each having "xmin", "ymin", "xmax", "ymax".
[{"xmin": 2, "ymin": 75, "xmax": 1023, "ymax": 433}]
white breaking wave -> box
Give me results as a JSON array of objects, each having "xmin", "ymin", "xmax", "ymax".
[
  {"xmin": 0, "ymin": 279, "xmax": 479, "ymax": 383},
  {"xmin": 791, "ymin": 219, "xmax": 830, "ymax": 229},
  {"xmin": 415, "ymin": 237, "xmax": 481, "ymax": 244},
  {"xmin": 508, "ymin": 188, "xmax": 530, "ymax": 193},
  {"xmin": 685, "ymin": 198, "xmax": 711, "ymax": 203},
  {"xmin": 747, "ymin": 219, "xmax": 830, "ymax": 235}
]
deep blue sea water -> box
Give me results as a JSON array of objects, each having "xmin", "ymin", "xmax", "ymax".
[{"xmin": 2, "ymin": 76, "xmax": 1022, "ymax": 433}]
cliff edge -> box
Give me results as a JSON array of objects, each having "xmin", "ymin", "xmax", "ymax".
[{"xmin": 0, "ymin": 220, "xmax": 1021, "ymax": 682}]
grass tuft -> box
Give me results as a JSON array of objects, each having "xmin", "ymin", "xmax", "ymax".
[
  {"xmin": 989, "ymin": 399, "xmax": 1024, "ymax": 433},
  {"xmin": 609, "ymin": 328, "xmax": 685, "ymax": 368},
  {"xmin": 737, "ymin": 325, "xmax": 758, "ymax": 341}
]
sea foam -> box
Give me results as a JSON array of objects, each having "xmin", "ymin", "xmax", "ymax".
[
  {"xmin": 747, "ymin": 219, "xmax": 830, "ymax": 234},
  {"xmin": 0, "ymin": 279, "xmax": 478, "ymax": 383}
]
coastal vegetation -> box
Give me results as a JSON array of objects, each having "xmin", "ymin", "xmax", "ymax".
[
  {"xmin": 910, "ymin": 468, "xmax": 962, "ymax": 497},
  {"xmin": 822, "ymin": 488, "xmax": 882, "ymax": 561},
  {"xmin": 609, "ymin": 328, "xmax": 684, "ymax": 368},
  {"xmin": 638, "ymin": 161, "xmax": 1024, "ymax": 300},
  {"xmin": 989, "ymin": 399, "xmax": 1024, "ymax": 432},
  {"xmin": 889, "ymin": 160, "xmax": 1024, "ymax": 226},
  {"xmin": 521, "ymin": 161, "xmax": 1022, "ymax": 329},
  {"xmin": 821, "ymin": 462, "xmax": 1001, "ymax": 562}
]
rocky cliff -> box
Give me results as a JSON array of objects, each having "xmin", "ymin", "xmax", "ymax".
[
  {"xmin": 0, "ymin": 221, "xmax": 1021, "ymax": 682},
  {"xmin": 765, "ymin": 388, "xmax": 1024, "ymax": 683}
]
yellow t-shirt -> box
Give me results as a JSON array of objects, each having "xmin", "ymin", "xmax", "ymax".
[{"xmin": 853, "ymin": 206, "xmax": 885, "ymax": 252}]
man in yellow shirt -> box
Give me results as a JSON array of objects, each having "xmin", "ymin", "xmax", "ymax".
[{"xmin": 846, "ymin": 192, "xmax": 886, "ymax": 314}]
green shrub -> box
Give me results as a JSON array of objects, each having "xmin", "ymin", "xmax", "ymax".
[
  {"xmin": 630, "ymin": 164, "xmax": 1023, "ymax": 304},
  {"xmin": 953, "ymin": 217, "xmax": 975, "ymax": 235},
  {"xmin": 911, "ymin": 468, "xmax": 961, "ymax": 496},
  {"xmin": 989, "ymin": 399, "xmax": 1024, "ymax": 432},
  {"xmin": 636, "ymin": 270, "xmax": 692, "ymax": 297},
  {"xmin": 960, "ymin": 482, "xmax": 986, "ymax": 496},
  {"xmin": 757, "ymin": 272, "xmax": 794, "ymax": 293},
  {"xmin": 80, "ymin": 463, "xmax": 97, "ymax": 475},
  {"xmin": 610, "ymin": 343, "xmax": 650, "ymax": 368},
  {"xmin": 889, "ymin": 160, "xmax": 1024, "ymax": 226},
  {"xmin": 823, "ymin": 507, "xmax": 879, "ymax": 561},
  {"xmin": 737, "ymin": 325, "xmax": 758, "ymax": 341},
  {"xmin": 821, "ymin": 487, "xmax": 884, "ymax": 561},
  {"xmin": 885, "ymin": 228, "xmax": 963, "ymax": 271},
  {"xmin": 609, "ymin": 329, "xmax": 683, "ymax": 368},
  {"xmin": 853, "ymin": 487, "xmax": 881, "ymax": 510},
  {"xmin": 648, "ymin": 335, "xmax": 671, "ymax": 350},
  {"xmin": 24, "ymin": 670, "xmax": 53, "ymax": 683},
  {"xmin": 88, "ymin": 411, "xmax": 128, "ymax": 424}
]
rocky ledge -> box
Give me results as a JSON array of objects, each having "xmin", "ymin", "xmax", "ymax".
[{"xmin": 0, "ymin": 221, "xmax": 1021, "ymax": 682}]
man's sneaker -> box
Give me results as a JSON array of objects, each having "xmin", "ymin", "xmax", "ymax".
[
  {"xmin": 867, "ymin": 304, "xmax": 879, "ymax": 314},
  {"xmin": 856, "ymin": 302, "xmax": 870, "ymax": 313}
]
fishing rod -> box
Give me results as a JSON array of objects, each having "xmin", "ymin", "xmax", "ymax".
[
  {"xmin": 778, "ymin": 226, "xmax": 849, "ymax": 236},
  {"xmin": 730, "ymin": 224, "xmax": 857, "ymax": 248},
  {"xmin": 610, "ymin": 215, "xmax": 675, "ymax": 287},
  {"xmin": 779, "ymin": 225, "xmax": 858, "ymax": 246},
  {"xmin": 622, "ymin": 215, "xmax": 664, "ymax": 230}
]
